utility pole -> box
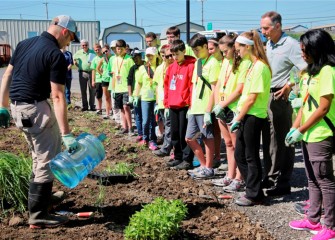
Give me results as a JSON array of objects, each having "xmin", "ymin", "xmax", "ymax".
[
  {"xmin": 186, "ymin": 0, "xmax": 190, "ymax": 43},
  {"xmin": 198, "ymin": 0, "xmax": 206, "ymax": 27},
  {"xmin": 134, "ymin": 0, "xmax": 137, "ymax": 26},
  {"xmin": 43, "ymin": 1, "xmax": 49, "ymax": 20},
  {"xmin": 275, "ymin": 0, "xmax": 277, "ymax": 11},
  {"xmin": 93, "ymin": 0, "xmax": 96, "ymax": 20}
]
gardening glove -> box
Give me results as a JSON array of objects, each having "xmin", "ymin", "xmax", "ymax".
[
  {"xmin": 128, "ymin": 95, "xmax": 134, "ymax": 104},
  {"xmin": 291, "ymin": 98, "xmax": 303, "ymax": 110},
  {"xmin": 62, "ymin": 133, "xmax": 79, "ymax": 152},
  {"xmin": 288, "ymin": 91, "xmax": 298, "ymax": 102},
  {"xmin": 154, "ymin": 105, "xmax": 159, "ymax": 115},
  {"xmin": 204, "ymin": 112, "xmax": 212, "ymax": 126},
  {"xmin": 285, "ymin": 128, "xmax": 303, "ymax": 146},
  {"xmin": 0, "ymin": 107, "xmax": 10, "ymax": 128},
  {"xmin": 164, "ymin": 108, "xmax": 169, "ymax": 119},
  {"xmin": 212, "ymin": 104, "xmax": 226, "ymax": 121},
  {"xmin": 133, "ymin": 97, "xmax": 139, "ymax": 107},
  {"xmin": 230, "ymin": 120, "xmax": 240, "ymax": 133},
  {"xmin": 186, "ymin": 109, "xmax": 190, "ymax": 119}
]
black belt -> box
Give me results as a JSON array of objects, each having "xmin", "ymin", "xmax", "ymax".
[
  {"xmin": 12, "ymin": 99, "xmax": 45, "ymax": 105},
  {"xmin": 79, "ymin": 70, "xmax": 91, "ymax": 73},
  {"xmin": 270, "ymin": 87, "xmax": 283, "ymax": 93}
]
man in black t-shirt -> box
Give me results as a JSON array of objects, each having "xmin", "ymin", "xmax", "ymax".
[{"xmin": 0, "ymin": 15, "xmax": 80, "ymax": 229}]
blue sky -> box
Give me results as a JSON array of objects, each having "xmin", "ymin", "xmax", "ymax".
[{"xmin": 1, "ymin": 0, "xmax": 334, "ymax": 34}]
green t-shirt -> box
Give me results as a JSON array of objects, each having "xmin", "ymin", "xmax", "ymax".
[
  {"xmin": 237, "ymin": 60, "xmax": 271, "ymax": 119},
  {"xmin": 153, "ymin": 62, "xmax": 168, "ymax": 109},
  {"xmin": 101, "ymin": 56, "xmax": 111, "ymax": 83},
  {"xmin": 90, "ymin": 55, "xmax": 104, "ymax": 83},
  {"xmin": 190, "ymin": 55, "xmax": 220, "ymax": 114},
  {"xmin": 108, "ymin": 54, "xmax": 134, "ymax": 93},
  {"xmin": 300, "ymin": 65, "xmax": 335, "ymax": 142},
  {"xmin": 137, "ymin": 65, "xmax": 157, "ymax": 101},
  {"xmin": 185, "ymin": 44, "xmax": 196, "ymax": 58},
  {"xmin": 73, "ymin": 49, "xmax": 96, "ymax": 71}
]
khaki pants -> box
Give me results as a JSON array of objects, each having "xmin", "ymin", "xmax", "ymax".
[{"xmin": 10, "ymin": 100, "xmax": 61, "ymax": 183}]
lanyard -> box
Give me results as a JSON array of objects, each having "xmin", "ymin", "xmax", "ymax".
[
  {"xmin": 222, "ymin": 62, "xmax": 232, "ymax": 90},
  {"xmin": 245, "ymin": 60, "xmax": 257, "ymax": 81},
  {"xmin": 117, "ymin": 55, "xmax": 125, "ymax": 75},
  {"xmin": 302, "ymin": 75, "xmax": 313, "ymax": 107}
]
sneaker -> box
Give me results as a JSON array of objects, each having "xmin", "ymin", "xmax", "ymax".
[
  {"xmin": 187, "ymin": 166, "xmax": 203, "ymax": 174},
  {"xmin": 235, "ymin": 195, "xmax": 262, "ymax": 206},
  {"xmin": 149, "ymin": 142, "xmax": 158, "ymax": 151},
  {"xmin": 222, "ymin": 179, "xmax": 245, "ymax": 193},
  {"xmin": 102, "ymin": 115, "xmax": 110, "ymax": 120},
  {"xmin": 211, "ymin": 176, "xmax": 232, "ymax": 187},
  {"xmin": 212, "ymin": 159, "xmax": 221, "ymax": 168},
  {"xmin": 172, "ymin": 161, "xmax": 192, "ymax": 170},
  {"xmin": 311, "ymin": 226, "xmax": 335, "ymax": 240},
  {"xmin": 118, "ymin": 128, "xmax": 129, "ymax": 134},
  {"xmin": 153, "ymin": 149, "xmax": 170, "ymax": 157},
  {"xmin": 192, "ymin": 167, "xmax": 215, "ymax": 179},
  {"xmin": 96, "ymin": 109, "xmax": 102, "ymax": 115},
  {"xmin": 136, "ymin": 135, "xmax": 143, "ymax": 142},
  {"xmin": 128, "ymin": 129, "xmax": 136, "ymax": 136},
  {"xmin": 289, "ymin": 218, "xmax": 322, "ymax": 234},
  {"xmin": 29, "ymin": 214, "xmax": 69, "ymax": 229},
  {"xmin": 294, "ymin": 200, "xmax": 310, "ymax": 215},
  {"xmin": 138, "ymin": 140, "xmax": 148, "ymax": 146},
  {"xmin": 218, "ymin": 162, "xmax": 228, "ymax": 171},
  {"xmin": 166, "ymin": 159, "xmax": 182, "ymax": 167}
]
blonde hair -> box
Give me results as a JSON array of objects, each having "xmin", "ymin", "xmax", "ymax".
[{"xmin": 240, "ymin": 30, "xmax": 271, "ymax": 73}]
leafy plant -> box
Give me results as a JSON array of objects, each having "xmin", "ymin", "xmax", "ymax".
[
  {"xmin": 95, "ymin": 180, "xmax": 106, "ymax": 207},
  {"xmin": 124, "ymin": 197, "xmax": 187, "ymax": 240},
  {"xmin": 106, "ymin": 162, "xmax": 138, "ymax": 177},
  {"xmin": 0, "ymin": 151, "xmax": 32, "ymax": 213}
]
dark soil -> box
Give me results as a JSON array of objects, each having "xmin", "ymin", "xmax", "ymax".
[{"xmin": 0, "ymin": 105, "xmax": 275, "ymax": 240}]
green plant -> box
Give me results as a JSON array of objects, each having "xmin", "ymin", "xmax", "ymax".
[
  {"xmin": 0, "ymin": 151, "xmax": 32, "ymax": 212},
  {"xmin": 106, "ymin": 162, "xmax": 138, "ymax": 177},
  {"xmin": 95, "ymin": 180, "xmax": 106, "ymax": 207},
  {"xmin": 124, "ymin": 197, "xmax": 187, "ymax": 240}
]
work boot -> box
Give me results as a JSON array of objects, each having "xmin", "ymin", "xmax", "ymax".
[{"xmin": 28, "ymin": 181, "xmax": 68, "ymax": 229}]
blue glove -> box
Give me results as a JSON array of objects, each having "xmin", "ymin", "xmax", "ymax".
[
  {"xmin": 285, "ymin": 128, "xmax": 303, "ymax": 146},
  {"xmin": 133, "ymin": 97, "xmax": 139, "ymax": 107},
  {"xmin": 128, "ymin": 96, "xmax": 134, "ymax": 104},
  {"xmin": 212, "ymin": 104, "xmax": 226, "ymax": 121},
  {"xmin": 204, "ymin": 112, "xmax": 212, "ymax": 126},
  {"xmin": 288, "ymin": 91, "xmax": 298, "ymax": 102},
  {"xmin": 230, "ymin": 120, "xmax": 240, "ymax": 133},
  {"xmin": 0, "ymin": 107, "xmax": 10, "ymax": 128},
  {"xmin": 154, "ymin": 105, "xmax": 159, "ymax": 115},
  {"xmin": 62, "ymin": 133, "xmax": 79, "ymax": 152},
  {"xmin": 164, "ymin": 108, "xmax": 169, "ymax": 119}
]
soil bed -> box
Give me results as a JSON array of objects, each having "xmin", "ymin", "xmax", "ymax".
[{"xmin": 0, "ymin": 103, "xmax": 312, "ymax": 240}]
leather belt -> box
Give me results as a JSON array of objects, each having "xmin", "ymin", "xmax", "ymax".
[{"xmin": 270, "ymin": 87, "xmax": 283, "ymax": 93}]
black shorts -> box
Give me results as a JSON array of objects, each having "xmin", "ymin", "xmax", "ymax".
[
  {"xmin": 114, "ymin": 92, "xmax": 129, "ymax": 109},
  {"xmin": 95, "ymin": 83, "xmax": 103, "ymax": 99},
  {"xmin": 101, "ymin": 81, "xmax": 109, "ymax": 87}
]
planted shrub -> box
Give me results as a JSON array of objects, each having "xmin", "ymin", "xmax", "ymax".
[
  {"xmin": 0, "ymin": 151, "xmax": 32, "ymax": 212},
  {"xmin": 124, "ymin": 197, "xmax": 187, "ymax": 240}
]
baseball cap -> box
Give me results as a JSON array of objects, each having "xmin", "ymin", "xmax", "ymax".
[
  {"xmin": 110, "ymin": 40, "xmax": 117, "ymax": 48},
  {"xmin": 52, "ymin": 15, "xmax": 79, "ymax": 43},
  {"xmin": 145, "ymin": 47, "xmax": 157, "ymax": 56},
  {"xmin": 131, "ymin": 47, "xmax": 142, "ymax": 57}
]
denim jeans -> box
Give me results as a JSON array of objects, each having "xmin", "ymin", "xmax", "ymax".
[
  {"xmin": 134, "ymin": 99, "xmax": 143, "ymax": 136},
  {"xmin": 141, "ymin": 100, "xmax": 156, "ymax": 142},
  {"xmin": 65, "ymin": 78, "xmax": 72, "ymax": 104}
]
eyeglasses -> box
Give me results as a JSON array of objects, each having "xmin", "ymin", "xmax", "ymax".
[
  {"xmin": 165, "ymin": 54, "xmax": 173, "ymax": 59},
  {"xmin": 81, "ymin": 44, "xmax": 88, "ymax": 47},
  {"xmin": 103, "ymin": 50, "xmax": 108, "ymax": 54}
]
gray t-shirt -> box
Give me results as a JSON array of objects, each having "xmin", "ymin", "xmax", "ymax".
[{"xmin": 266, "ymin": 33, "xmax": 307, "ymax": 88}]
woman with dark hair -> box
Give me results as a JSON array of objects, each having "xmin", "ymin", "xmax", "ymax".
[
  {"xmin": 211, "ymin": 33, "xmax": 251, "ymax": 193},
  {"xmin": 230, "ymin": 30, "xmax": 272, "ymax": 206},
  {"xmin": 287, "ymin": 29, "xmax": 335, "ymax": 240}
]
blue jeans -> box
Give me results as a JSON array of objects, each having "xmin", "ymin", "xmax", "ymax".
[
  {"xmin": 65, "ymin": 78, "xmax": 72, "ymax": 104},
  {"xmin": 134, "ymin": 100, "xmax": 143, "ymax": 136},
  {"xmin": 141, "ymin": 100, "xmax": 156, "ymax": 142}
]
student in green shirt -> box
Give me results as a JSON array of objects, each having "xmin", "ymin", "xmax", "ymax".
[
  {"xmin": 97, "ymin": 44, "xmax": 112, "ymax": 119},
  {"xmin": 286, "ymin": 29, "xmax": 335, "ymax": 239},
  {"xmin": 231, "ymin": 30, "xmax": 271, "ymax": 206},
  {"xmin": 185, "ymin": 33, "xmax": 220, "ymax": 179},
  {"xmin": 90, "ymin": 43, "xmax": 104, "ymax": 114}
]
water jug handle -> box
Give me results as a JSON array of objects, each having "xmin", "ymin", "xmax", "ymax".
[{"xmin": 67, "ymin": 145, "xmax": 82, "ymax": 155}]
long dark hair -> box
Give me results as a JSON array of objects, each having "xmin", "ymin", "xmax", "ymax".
[
  {"xmin": 219, "ymin": 33, "xmax": 240, "ymax": 73},
  {"xmin": 300, "ymin": 29, "xmax": 335, "ymax": 76}
]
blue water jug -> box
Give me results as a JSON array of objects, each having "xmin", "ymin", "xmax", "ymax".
[{"xmin": 50, "ymin": 133, "xmax": 107, "ymax": 189}]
